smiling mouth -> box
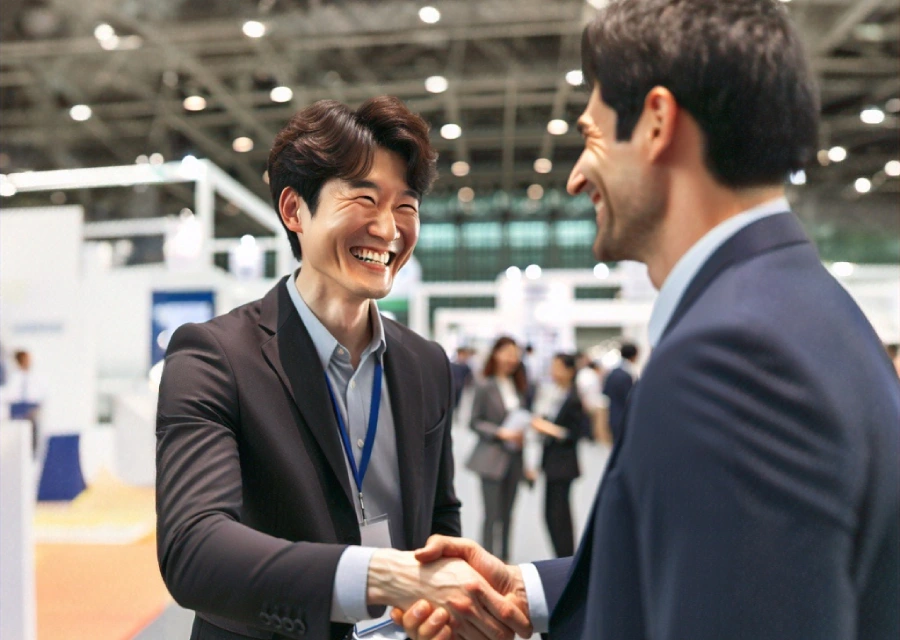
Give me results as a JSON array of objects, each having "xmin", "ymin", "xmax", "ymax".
[{"xmin": 350, "ymin": 247, "xmax": 395, "ymax": 266}]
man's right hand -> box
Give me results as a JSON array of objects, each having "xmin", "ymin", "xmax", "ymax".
[{"xmin": 390, "ymin": 536, "xmax": 532, "ymax": 639}]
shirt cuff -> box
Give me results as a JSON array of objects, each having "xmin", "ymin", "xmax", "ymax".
[
  {"xmin": 519, "ymin": 562, "xmax": 550, "ymax": 634},
  {"xmin": 331, "ymin": 546, "xmax": 378, "ymax": 623}
]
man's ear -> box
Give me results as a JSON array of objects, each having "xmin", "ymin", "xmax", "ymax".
[
  {"xmin": 278, "ymin": 187, "xmax": 307, "ymax": 233},
  {"xmin": 640, "ymin": 86, "xmax": 678, "ymax": 163}
]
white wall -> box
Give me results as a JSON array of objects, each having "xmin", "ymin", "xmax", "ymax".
[{"xmin": 1, "ymin": 207, "xmax": 97, "ymax": 434}]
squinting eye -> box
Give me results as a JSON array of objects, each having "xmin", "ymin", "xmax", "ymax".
[{"xmin": 357, "ymin": 195, "xmax": 376, "ymax": 204}]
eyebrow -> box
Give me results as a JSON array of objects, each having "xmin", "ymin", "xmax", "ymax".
[{"xmin": 348, "ymin": 179, "xmax": 420, "ymax": 201}]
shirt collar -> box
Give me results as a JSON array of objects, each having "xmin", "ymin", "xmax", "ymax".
[
  {"xmin": 647, "ymin": 196, "xmax": 790, "ymax": 347},
  {"xmin": 285, "ymin": 271, "xmax": 387, "ymax": 371}
]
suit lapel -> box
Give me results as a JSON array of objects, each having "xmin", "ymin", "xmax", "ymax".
[
  {"xmin": 258, "ymin": 278, "xmax": 355, "ymax": 509},
  {"xmin": 660, "ymin": 211, "xmax": 810, "ymax": 344},
  {"xmin": 382, "ymin": 321, "xmax": 425, "ymax": 549}
]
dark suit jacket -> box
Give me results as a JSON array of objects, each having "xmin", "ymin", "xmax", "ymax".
[
  {"xmin": 541, "ymin": 387, "xmax": 590, "ymax": 481},
  {"xmin": 465, "ymin": 379, "xmax": 525, "ymax": 481},
  {"xmin": 602, "ymin": 366, "xmax": 634, "ymax": 444},
  {"xmin": 156, "ymin": 277, "xmax": 461, "ymax": 640},
  {"xmin": 535, "ymin": 213, "xmax": 900, "ymax": 639}
]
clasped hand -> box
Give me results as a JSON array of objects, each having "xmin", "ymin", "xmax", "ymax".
[{"xmin": 377, "ymin": 536, "xmax": 532, "ymax": 640}]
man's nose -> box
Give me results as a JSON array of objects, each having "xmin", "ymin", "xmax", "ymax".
[
  {"xmin": 369, "ymin": 205, "xmax": 399, "ymax": 241},
  {"xmin": 567, "ymin": 157, "xmax": 587, "ymax": 196}
]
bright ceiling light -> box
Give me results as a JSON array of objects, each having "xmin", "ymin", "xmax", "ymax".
[
  {"xmin": 525, "ymin": 264, "xmax": 542, "ymax": 280},
  {"xmin": 99, "ymin": 36, "xmax": 121, "ymax": 51},
  {"xmin": 69, "ymin": 104, "xmax": 92, "ymax": 121},
  {"xmin": 270, "ymin": 86, "xmax": 293, "ymax": 103},
  {"xmin": 505, "ymin": 266, "xmax": 522, "ymax": 281},
  {"xmin": 242, "ymin": 20, "xmax": 266, "ymax": 38},
  {"xmin": 885, "ymin": 160, "xmax": 900, "ymax": 177},
  {"xmin": 827, "ymin": 146, "xmax": 847, "ymax": 163},
  {"xmin": 183, "ymin": 95, "xmax": 207, "ymax": 111},
  {"xmin": 441, "ymin": 123, "xmax": 462, "ymax": 140},
  {"xmin": 458, "ymin": 186, "xmax": 474, "ymax": 202},
  {"xmin": 547, "ymin": 119, "xmax": 569, "ymax": 135},
  {"xmin": 789, "ymin": 170, "xmax": 806, "ymax": 186},
  {"xmin": 135, "ymin": 154, "xmax": 149, "ymax": 164},
  {"xmin": 450, "ymin": 161, "xmax": 470, "ymax": 177},
  {"xmin": 94, "ymin": 23, "xmax": 115, "ymax": 41},
  {"xmin": 565, "ymin": 70, "xmax": 583, "ymax": 86},
  {"xmin": 0, "ymin": 175, "xmax": 17, "ymax": 197},
  {"xmin": 830, "ymin": 262, "xmax": 855, "ymax": 277},
  {"xmin": 419, "ymin": 6, "xmax": 441, "ymax": 23},
  {"xmin": 854, "ymin": 177, "xmax": 872, "ymax": 193},
  {"xmin": 860, "ymin": 108, "xmax": 885, "ymax": 125},
  {"xmin": 527, "ymin": 184, "xmax": 544, "ymax": 200},
  {"xmin": 425, "ymin": 75, "xmax": 448, "ymax": 94},
  {"xmin": 593, "ymin": 263, "xmax": 610, "ymax": 279},
  {"xmin": 817, "ymin": 149, "xmax": 830, "ymax": 166},
  {"xmin": 233, "ymin": 137, "xmax": 254, "ymax": 153},
  {"xmin": 149, "ymin": 153, "xmax": 164, "ymax": 165},
  {"xmin": 534, "ymin": 158, "xmax": 552, "ymax": 174}
]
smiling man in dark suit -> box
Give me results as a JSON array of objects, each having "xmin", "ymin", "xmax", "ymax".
[
  {"xmin": 394, "ymin": 1, "xmax": 900, "ymax": 639},
  {"xmin": 156, "ymin": 97, "xmax": 530, "ymax": 640}
]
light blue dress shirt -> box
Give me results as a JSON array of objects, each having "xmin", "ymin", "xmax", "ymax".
[
  {"xmin": 285, "ymin": 276, "xmax": 403, "ymax": 624},
  {"xmin": 520, "ymin": 196, "xmax": 791, "ymax": 632}
]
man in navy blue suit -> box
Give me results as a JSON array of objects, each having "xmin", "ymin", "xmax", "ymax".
[
  {"xmin": 393, "ymin": 1, "xmax": 899, "ymax": 638},
  {"xmin": 602, "ymin": 342, "xmax": 638, "ymax": 444}
]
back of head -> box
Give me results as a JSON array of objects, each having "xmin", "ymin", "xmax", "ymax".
[
  {"xmin": 267, "ymin": 96, "xmax": 438, "ymax": 260},
  {"xmin": 620, "ymin": 342, "xmax": 638, "ymax": 362},
  {"xmin": 582, "ymin": 0, "xmax": 819, "ymax": 188}
]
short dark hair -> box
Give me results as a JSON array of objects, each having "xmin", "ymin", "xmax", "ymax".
[
  {"xmin": 483, "ymin": 336, "xmax": 527, "ymax": 394},
  {"xmin": 581, "ymin": 0, "xmax": 819, "ymax": 188},
  {"xmin": 620, "ymin": 342, "xmax": 638, "ymax": 361},
  {"xmin": 553, "ymin": 352, "xmax": 578, "ymax": 373},
  {"xmin": 13, "ymin": 350, "xmax": 28, "ymax": 365},
  {"xmin": 267, "ymin": 96, "xmax": 438, "ymax": 260}
]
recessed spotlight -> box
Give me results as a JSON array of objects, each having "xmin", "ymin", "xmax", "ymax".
[
  {"xmin": 183, "ymin": 95, "xmax": 207, "ymax": 111},
  {"xmin": 419, "ymin": 6, "xmax": 441, "ymax": 24},
  {"xmin": 69, "ymin": 104, "xmax": 92, "ymax": 121},
  {"xmin": 505, "ymin": 266, "xmax": 522, "ymax": 281},
  {"xmin": 94, "ymin": 23, "xmax": 115, "ymax": 41},
  {"xmin": 270, "ymin": 86, "xmax": 293, "ymax": 103},
  {"xmin": 233, "ymin": 137, "xmax": 254, "ymax": 153},
  {"xmin": 885, "ymin": 160, "xmax": 900, "ymax": 177},
  {"xmin": 854, "ymin": 178, "xmax": 871, "ymax": 193},
  {"xmin": 593, "ymin": 263, "xmax": 610, "ymax": 279},
  {"xmin": 860, "ymin": 108, "xmax": 885, "ymax": 125},
  {"xmin": 527, "ymin": 184, "xmax": 544, "ymax": 200},
  {"xmin": 0, "ymin": 176, "xmax": 17, "ymax": 197},
  {"xmin": 789, "ymin": 170, "xmax": 806, "ymax": 186},
  {"xmin": 830, "ymin": 261, "xmax": 854, "ymax": 277},
  {"xmin": 441, "ymin": 123, "xmax": 462, "ymax": 140},
  {"xmin": 425, "ymin": 75, "xmax": 448, "ymax": 94},
  {"xmin": 547, "ymin": 119, "xmax": 569, "ymax": 135},
  {"xmin": 534, "ymin": 158, "xmax": 552, "ymax": 174},
  {"xmin": 565, "ymin": 70, "xmax": 583, "ymax": 86},
  {"xmin": 135, "ymin": 154, "xmax": 149, "ymax": 164},
  {"xmin": 451, "ymin": 161, "xmax": 470, "ymax": 177},
  {"xmin": 458, "ymin": 187, "xmax": 474, "ymax": 202},
  {"xmin": 149, "ymin": 153, "xmax": 164, "ymax": 165},
  {"xmin": 827, "ymin": 146, "xmax": 847, "ymax": 163},
  {"xmin": 242, "ymin": 20, "xmax": 266, "ymax": 38},
  {"xmin": 525, "ymin": 264, "xmax": 542, "ymax": 280}
]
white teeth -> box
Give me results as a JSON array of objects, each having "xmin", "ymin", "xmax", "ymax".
[{"xmin": 352, "ymin": 248, "xmax": 390, "ymax": 265}]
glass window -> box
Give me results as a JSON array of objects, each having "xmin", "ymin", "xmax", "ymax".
[
  {"xmin": 462, "ymin": 222, "xmax": 502, "ymax": 248},
  {"xmin": 418, "ymin": 223, "xmax": 457, "ymax": 249},
  {"xmin": 508, "ymin": 221, "xmax": 549, "ymax": 248}
]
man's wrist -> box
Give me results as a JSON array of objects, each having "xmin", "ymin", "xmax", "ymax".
[
  {"xmin": 506, "ymin": 564, "xmax": 530, "ymax": 618},
  {"xmin": 366, "ymin": 548, "xmax": 414, "ymax": 607}
]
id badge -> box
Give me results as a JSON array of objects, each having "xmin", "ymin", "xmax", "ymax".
[{"xmin": 353, "ymin": 515, "xmax": 406, "ymax": 639}]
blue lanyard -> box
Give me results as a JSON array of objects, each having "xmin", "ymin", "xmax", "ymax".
[{"xmin": 324, "ymin": 360, "xmax": 382, "ymax": 522}]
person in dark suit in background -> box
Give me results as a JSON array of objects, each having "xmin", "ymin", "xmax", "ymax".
[
  {"xmin": 465, "ymin": 336, "xmax": 527, "ymax": 562},
  {"xmin": 602, "ymin": 341, "xmax": 638, "ymax": 444},
  {"xmin": 156, "ymin": 97, "xmax": 528, "ymax": 640},
  {"xmin": 449, "ymin": 346, "xmax": 475, "ymax": 409},
  {"xmin": 395, "ymin": 1, "xmax": 899, "ymax": 639},
  {"xmin": 530, "ymin": 353, "xmax": 591, "ymax": 558}
]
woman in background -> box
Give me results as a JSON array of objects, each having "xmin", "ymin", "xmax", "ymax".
[
  {"xmin": 465, "ymin": 336, "xmax": 527, "ymax": 562},
  {"xmin": 531, "ymin": 352, "xmax": 591, "ymax": 557}
]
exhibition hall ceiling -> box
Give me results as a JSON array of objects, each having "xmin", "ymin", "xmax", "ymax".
[{"xmin": 0, "ymin": 0, "xmax": 897, "ymax": 238}]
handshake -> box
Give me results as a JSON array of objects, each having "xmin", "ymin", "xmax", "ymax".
[{"xmin": 367, "ymin": 535, "xmax": 533, "ymax": 640}]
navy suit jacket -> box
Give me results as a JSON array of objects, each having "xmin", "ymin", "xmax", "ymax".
[{"xmin": 534, "ymin": 213, "xmax": 900, "ymax": 639}]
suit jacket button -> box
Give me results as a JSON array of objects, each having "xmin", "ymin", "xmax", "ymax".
[
  {"xmin": 294, "ymin": 618, "xmax": 306, "ymax": 633},
  {"xmin": 259, "ymin": 612, "xmax": 271, "ymax": 625},
  {"xmin": 283, "ymin": 619, "xmax": 295, "ymax": 632},
  {"xmin": 271, "ymin": 616, "xmax": 282, "ymax": 629}
]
